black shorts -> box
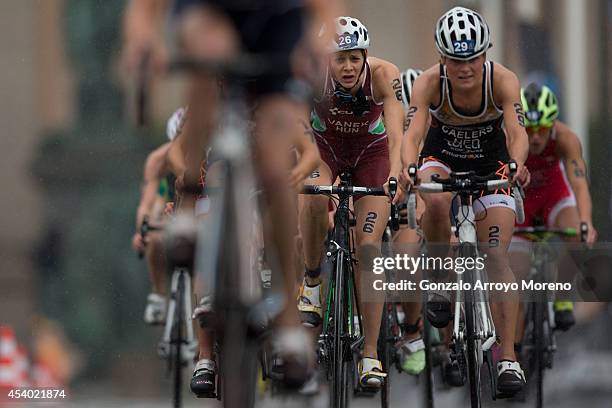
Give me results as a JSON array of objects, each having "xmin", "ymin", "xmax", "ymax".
[{"xmin": 172, "ymin": 0, "xmax": 305, "ymax": 98}]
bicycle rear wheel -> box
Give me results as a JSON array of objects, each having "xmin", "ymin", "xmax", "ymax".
[
  {"xmin": 379, "ymin": 303, "xmax": 391, "ymax": 408},
  {"xmin": 172, "ymin": 273, "xmax": 185, "ymax": 408},
  {"xmin": 534, "ymin": 300, "xmax": 545, "ymax": 408},
  {"xmin": 422, "ymin": 298, "xmax": 435, "ymax": 408}
]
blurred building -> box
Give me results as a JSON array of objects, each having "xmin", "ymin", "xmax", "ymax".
[{"xmin": 0, "ymin": 0, "xmax": 74, "ymax": 337}]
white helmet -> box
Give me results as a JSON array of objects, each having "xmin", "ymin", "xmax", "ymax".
[
  {"xmin": 324, "ymin": 16, "xmax": 370, "ymax": 53},
  {"xmin": 400, "ymin": 68, "xmax": 423, "ymax": 108},
  {"xmin": 166, "ymin": 106, "xmax": 187, "ymax": 141},
  {"xmin": 434, "ymin": 7, "xmax": 491, "ymax": 60}
]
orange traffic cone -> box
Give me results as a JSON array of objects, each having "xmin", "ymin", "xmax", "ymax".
[
  {"xmin": 15, "ymin": 346, "xmax": 30, "ymax": 388},
  {"xmin": 0, "ymin": 325, "xmax": 19, "ymax": 390}
]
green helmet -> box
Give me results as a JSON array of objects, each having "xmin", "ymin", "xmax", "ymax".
[{"xmin": 520, "ymin": 83, "xmax": 559, "ymax": 128}]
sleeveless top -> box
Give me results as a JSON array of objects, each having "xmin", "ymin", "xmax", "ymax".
[
  {"xmin": 524, "ymin": 127, "xmax": 565, "ymax": 191},
  {"xmin": 421, "ymin": 61, "xmax": 509, "ymax": 173},
  {"xmin": 311, "ymin": 61, "xmax": 387, "ymax": 161}
]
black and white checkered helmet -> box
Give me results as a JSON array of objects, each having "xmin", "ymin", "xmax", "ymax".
[
  {"xmin": 435, "ymin": 7, "xmax": 491, "ymax": 60},
  {"xmin": 400, "ymin": 68, "xmax": 423, "ymax": 108}
]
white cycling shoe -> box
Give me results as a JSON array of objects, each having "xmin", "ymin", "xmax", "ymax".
[{"xmin": 144, "ymin": 293, "xmax": 167, "ymax": 325}]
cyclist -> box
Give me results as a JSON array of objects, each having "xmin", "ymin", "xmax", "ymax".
[
  {"xmin": 161, "ymin": 108, "xmax": 321, "ymax": 396},
  {"xmin": 511, "ymin": 83, "xmax": 597, "ymax": 332},
  {"xmin": 131, "ymin": 108, "xmax": 186, "ymax": 324},
  {"xmin": 399, "ymin": 6, "xmax": 530, "ymax": 394},
  {"xmin": 297, "ymin": 16, "xmax": 405, "ymax": 389},
  {"xmin": 121, "ymin": 0, "xmax": 341, "ymax": 388},
  {"xmin": 400, "ymin": 68, "xmax": 423, "ymax": 131},
  {"xmin": 392, "ymin": 67, "xmax": 427, "ymax": 375}
]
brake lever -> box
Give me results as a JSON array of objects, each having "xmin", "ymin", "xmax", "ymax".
[
  {"xmin": 406, "ymin": 165, "xmax": 418, "ymax": 229},
  {"xmin": 388, "ymin": 177, "xmax": 400, "ymax": 231},
  {"xmin": 508, "ymin": 160, "xmax": 526, "ymax": 223},
  {"xmin": 579, "ymin": 222, "xmax": 588, "ymax": 243},
  {"xmin": 138, "ymin": 216, "xmax": 150, "ymax": 259}
]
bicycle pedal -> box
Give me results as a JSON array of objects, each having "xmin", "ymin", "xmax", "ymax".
[
  {"xmin": 495, "ymin": 391, "xmax": 517, "ymax": 400},
  {"xmin": 354, "ymin": 384, "xmax": 379, "ymax": 397},
  {"xmin": 195, "ymin": 391, "xmax": 217, "ymax": 399}
]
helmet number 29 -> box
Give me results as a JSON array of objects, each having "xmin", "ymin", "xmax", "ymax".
[{"xmin": 452, "ymin": 40, "xmax": 475, "ymax": 54}]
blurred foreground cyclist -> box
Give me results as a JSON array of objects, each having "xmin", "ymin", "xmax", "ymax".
[{"xmin": 122, "ymin": 0, "xmax": 343, "ymax": 394}]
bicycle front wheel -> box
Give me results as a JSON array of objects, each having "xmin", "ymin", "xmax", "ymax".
[
  {"xmin": 465, "ymin": 299, "xmax": 482, "ymax": 408},
  {"xmin": 331, "ymin": 251, "xmax": 348, "ymax": 408}
]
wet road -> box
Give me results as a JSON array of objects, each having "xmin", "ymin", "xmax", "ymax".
[{"xmin": 43, "ymin": 308, "xmax": 612, "ymax": 408}]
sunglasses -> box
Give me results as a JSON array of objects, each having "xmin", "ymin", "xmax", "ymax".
[{"xmin": 526, "ymin": 124, "xmax": 553, "ymax": 133}]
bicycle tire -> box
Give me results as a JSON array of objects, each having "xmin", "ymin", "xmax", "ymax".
[
  {"xmin": 465, "ymin": 298, "xmax": 482, "ymax": 408},
  {"xmin": 379, "ymin": 303, "xmax": 391, "ymax": 408},
  {"xmin": 459, "ymin": 242, "xmax": 482, "ymax": 408},
  {"xmin": 534, "ymin": 300, "xmax": 545, "ymax": 408},
  {"xmin": 332, "ymin": 251, "xmax": 347, "ymax": 408},
  {"xmin": 422, "ymin": 297, "xmax": 435, "ymax": 408},
  {"xmin": 173, "ymin": 273, "xmax": 185, "ymax": 408},
  {"xmin": 219, "ymin": 171, "xmax": 257, "ymax": 408}
]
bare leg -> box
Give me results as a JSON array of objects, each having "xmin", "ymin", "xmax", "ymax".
[
  {"xmin": 354, "ymin": 196, "xmax": 390, "ymax": 359},
  {"xmin": 476, "ymin": 206, "xmax": 519, "ymax": 362},
  {"xmin": 252, "ymin": 96, "xmax": 306, "ymax": 329},
  {"xmin": 300, "ymin": 164, "xmax": 333, "ymax": 279}
]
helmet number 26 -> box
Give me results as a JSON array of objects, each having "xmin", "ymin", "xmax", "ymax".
[{"xmin": 338, "ymin": 33, "xmax": 357, "ymax": 49}]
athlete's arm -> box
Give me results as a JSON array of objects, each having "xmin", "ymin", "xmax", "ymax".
[
  {"xmin": 121, "ymin": 0, "xmax": 170, "ymax": 73},
  {"xmin": 398, "ymin": 66, "xmax": 437, "ymax": 191},
  {"xmin": 136, "ymin": 142, "xmax": 171, "ymax": 230},
  {"xmin": 290, "ymin": 120, "xmax": 321, "ymax": 188},
  {"xmin": 494, "ymin": 63, "xmax": 530, "ymax": 185},
  {"xmin": 556, "ymin": 121, "xmax": 597, "ymax": 243},
  {"xmin": 371, "ymin": 58, "xmax": 403, "ymax": 182}
]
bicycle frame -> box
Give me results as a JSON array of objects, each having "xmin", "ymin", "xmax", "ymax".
[
  {"xmin": 302, "ymin": 173, "xmax": 393, "ymax": 407},
  {"xmin": 414, "ymin": 167, "xmax": 519, "ymax": 407},
  {"xmin": 451, "ymin": 193, "xmax": 496, "ymax": 353},
  {"xmin": 319, "ymin": 174, "xmax": 364, "ymax": 408}
]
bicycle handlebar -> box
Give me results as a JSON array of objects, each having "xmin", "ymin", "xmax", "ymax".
[
  {"xmin": 417, "ymin": 178, "xmax": 510, "ymax": 193},
  {"xmin": 514, "ymin": 226, "xmax": 578, "ymax": 237},
  {"xmin": 138, "ymin": 217, "xmax": 164, "ymax": 259},
  {"xmin": 404, "ymin": 160, "xmax": 525, "ymax": 229},
  {"xmin": 514, "ymin": 223, "xmax": 589, "ymax": 242},
  {"xmin": 301, "ymin": 177, "xmax": 400, "ymax": 230},
  {"xmin": 301, "ymin": 185, "xmax": 387, "ymax": 196},
  {"xmin": 168, "ymin": 53, "xmax": 293, "ymax": 78}
]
